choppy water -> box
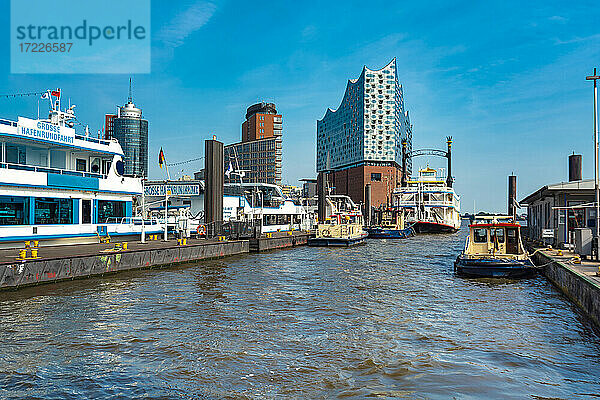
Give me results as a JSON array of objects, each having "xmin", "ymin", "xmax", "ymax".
[{"xmin": 1, "ymin": 229, "xmax": 599, "ymax": 399}]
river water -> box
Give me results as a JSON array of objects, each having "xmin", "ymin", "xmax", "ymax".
[{"xmin": 1, "ymin": 229, "xmax": 599, "ymax": 399}]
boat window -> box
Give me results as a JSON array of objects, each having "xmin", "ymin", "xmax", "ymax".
[
  {"xmin": 35, "ymin": 198, "xmax": 73, "ymax": 225},
  {"xmin": 0, "ymin": 196, "xmax": 30, "ymax": 225},
  {"xmin": 5, "ymin": 145, "xmax": 26, "ymax": 165},
  {"xmin": 507, "ymin": 228, "xmax": 517, "ymax": 244},
  {"xmin": 97, "ymin": 200, "xmax": 126, "ymax": 223},
  {"xmin": 474, "ymin": 228, "xmax": 487, "ymax": 243},
  {"xmin": 76, "ymin": 158, "xmax": 87, "ymax": 172},
  {"xmin": 492, "ymin": 228, "xmax": 505, "ymax": 243},
  {"xmin": 90, "ymin": 157, "xmax": 101, "ymax": 174}
]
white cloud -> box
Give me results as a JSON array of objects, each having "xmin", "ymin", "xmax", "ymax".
[{"xmin": 158, "ymin": 2, "xmax": 216, "ymax": 47}]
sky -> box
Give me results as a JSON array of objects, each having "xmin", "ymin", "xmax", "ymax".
[{"xmin": 0, "ymin": 0, "xmax": 599, "ymax": 212}]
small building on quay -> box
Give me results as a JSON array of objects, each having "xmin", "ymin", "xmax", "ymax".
[{"xmin": 520, "ymin": 153, "xmax": 593, "ymax": 248}]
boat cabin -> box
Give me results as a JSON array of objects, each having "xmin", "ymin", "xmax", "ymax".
[{"xmin": 465, "ymin": 216, "xmax": 527, "ymax": 258}]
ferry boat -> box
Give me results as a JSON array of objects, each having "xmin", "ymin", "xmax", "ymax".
[
  {"xmin": 393, "ymin": 167, "xmax": 461, "ymax": 233},
  {"xmin": 0, "ymin": 90, "xmax": 161, "ymax": 248},
  {"xmin": 454, "ymin": 215, "xmax": 535, "ymax": 278},
  {"xmin": 142, "ymin": 181, "xmax": 314, "ymax": 236},
  {"xmin": 367, "ymin": 207, "xmax": 415, "ymax": 239},
  {"xmin": 222, "ymin": 182, "xmax": 312, "ymax": 233},
  {"xmin": 308, "ymin": 195, "xmax": 367, "ymax": 246}
]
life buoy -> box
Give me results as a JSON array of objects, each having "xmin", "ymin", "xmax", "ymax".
[{"xmin": 196, "ymin": 225, "xmax": 206, "ymax": 236}]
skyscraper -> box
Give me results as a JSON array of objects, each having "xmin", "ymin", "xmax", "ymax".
[
  {"xmin": 105, "ymin": 81, "xmax": 148, "ymax": 178},
  {"xmin": 316, "ymin": 58, "xmax": 412, "ymax": 206}
]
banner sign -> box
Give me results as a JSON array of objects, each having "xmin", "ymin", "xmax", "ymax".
[
  {"xmin": 16, "ymin": 117, "xmax": 75, "ymax": 145},
  {"xmin": 144, "ymin": 184, "xmax": 200, "ymax": 197}
]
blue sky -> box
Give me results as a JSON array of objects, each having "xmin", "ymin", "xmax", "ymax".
[{"xmin": 0, "ymin": 0, "xmax": 598, "ymax": 212}]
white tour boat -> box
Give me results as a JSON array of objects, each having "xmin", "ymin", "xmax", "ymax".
[
  {"xmin": 0, "ymin": 90, "xmax": 161, "ymax": 248},
  {"xmin": 393, "ymin": 166, "xmax": 461, "ymax": 233}
]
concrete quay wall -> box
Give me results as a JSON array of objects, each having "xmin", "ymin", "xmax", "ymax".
[
  {"xmin": 0, "ymin": 240, "xmax": 248, "ymax": 290},
  {"xmin": 249, "ymin": 232, "xmax": 310, "ymax": 252},
  {"xmin": 532, "ymin": 251, "xmax": 600, "ymax": 328}
]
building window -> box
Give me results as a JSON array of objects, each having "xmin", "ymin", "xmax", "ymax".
[
  {"xmin": 35, "ymin": 198, "xmax": 73, "ymax": 225},
  {"xmin": 371, "ymin": 173, "xmax": 382, "ymax": 181},
  {"xmin": 97, "ymin": 200, "xmax": 126, "ymax": 223}
]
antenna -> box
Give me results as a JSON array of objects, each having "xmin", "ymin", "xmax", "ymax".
[{"xmin": 128, "ymin": 77, "xmax": 133, "ymax": 103}]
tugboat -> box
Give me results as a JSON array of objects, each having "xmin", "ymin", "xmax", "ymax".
[
  {"xmin": 308, "ymin": 195, "xmax": 368, "ymax": 246},
  {"xmin": 367, "ymin": 207, "xmax": 415, "ymax": 239},
  {"xmin": 454, "ymin": 215, "xmax": 535, "ymax": 278}
]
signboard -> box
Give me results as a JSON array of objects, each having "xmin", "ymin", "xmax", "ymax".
[
  {"xmin": 144, "ymin": 184, "xmax": 200, "ymax": 197},
  {"xmin": 16, "ymin": 117, "xmax": 75, "ymax": 145},
  {"xmin": 542, "ymin": 229, "xmax": 554, "ymax": 239}
]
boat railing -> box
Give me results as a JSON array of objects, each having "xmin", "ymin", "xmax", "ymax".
[
  {"xmin": 74, "ymin": 134, "xmax": 112, "ymax": 146},
  {"xmin": 0, "ymin": 162, "xmax": 107, "ymax": 179},
  {"xmin": 103, "ymin": 216, "xmax": 160, "ymax": 226},
  {"xmin": 0, "ymin": 119, "xmax": 17, "ymax": 127},
  {"xmin": 396, "ymin": 200, "xmax": 458, "ymax": 208}
]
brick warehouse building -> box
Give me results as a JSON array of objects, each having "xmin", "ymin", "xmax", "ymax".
[{"xmin": 316, "ymin": 58, "xmax": 413, "ymax": 207}]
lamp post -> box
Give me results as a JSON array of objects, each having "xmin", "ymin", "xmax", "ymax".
[{"xmin": 586, "ymin": 68, "xmax": 600, "ymax": 259}]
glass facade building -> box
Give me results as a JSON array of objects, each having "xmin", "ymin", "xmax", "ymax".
[
  {"xmin": 316, "ymin": 58, "xmax": 412, "ymax": 174},
  {"xmin": 110, "ymin": 102, "xmax": 148, "ymax": 178}
]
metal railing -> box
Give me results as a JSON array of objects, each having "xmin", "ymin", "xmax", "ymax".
[{"xmin": 0, "ymin": 162, "xmax": 106, "ymax": 179}]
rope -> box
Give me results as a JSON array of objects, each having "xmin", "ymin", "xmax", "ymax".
[
  {"xmin": 0, "ymin": 91, "xmax": 47, "ymax": 99},
  {"xmin": 166, "ymin": 156, "xmax": 205, "ymax": 167}
]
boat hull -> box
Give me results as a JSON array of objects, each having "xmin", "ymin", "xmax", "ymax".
[
  {"xmin": 412, "ymin": 221, "xmax": 459, "ymax": 234},
  {"xmin": 367, "ymin": 227, "xmax": 415, "ymax": 239},
  {"xmin": 308, "ymin": 233, "xmax": 367, "ymax": 247},
  {"xmin": 454, "ymin": 256, "xmax": 536, "ymax": 278}
]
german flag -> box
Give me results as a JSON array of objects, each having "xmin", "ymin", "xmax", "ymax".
[{"xmin": 158, "ymin": 147, "xmax": 165, "ymax": 169}]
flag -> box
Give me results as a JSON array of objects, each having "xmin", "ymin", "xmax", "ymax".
[
  {"xmin": 225, "ymin": 162, "xmax": 233, "ymax": 177},
  {"xmin": 158, "ymin": 147, "xmax": 165, "ymax": 169},
  {"xmin": 51, "ymin": 89, "xmax": 60, "ymax": 98},
  {"xmin": 40, "ymin": 92, "xmax": 49, "ymax": 99}
]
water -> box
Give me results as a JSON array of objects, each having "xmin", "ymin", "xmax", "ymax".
[{"xmin": 1, "ymin": 230, "xmax": 599, "ymax": 399}]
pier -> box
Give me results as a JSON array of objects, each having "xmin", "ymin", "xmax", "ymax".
[{"xmin": 0, "ymin": 231, "xmax": 311, "ymax": 290}]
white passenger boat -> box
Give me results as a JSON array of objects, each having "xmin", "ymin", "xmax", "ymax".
[
  {"xmin": 393, "ymin": 167, "xmax": 461, "ymax": 233},
  {"xmin": 0, "ymin": 90, "xmax": 161, "ymax": 248},
  {"xmin": 144, "ymin": 181, "xmax": 314, "ymax": 235}
]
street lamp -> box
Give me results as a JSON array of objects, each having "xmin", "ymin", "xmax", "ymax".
[{"xmin": 586, "ymin": 68, "xmax": 600, "ymax": 259}]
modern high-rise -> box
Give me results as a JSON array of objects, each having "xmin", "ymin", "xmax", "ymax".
[
  {"xmin": 105, "ymin": 89, "xmax": 148, "ymax": 178},
  {"xmin": 316, "ymin": 58, "xmax": 413, "ymax": 206},
  {"xmin": 224, "ymin": 102, "xmax": 282, "ymax": 185}
]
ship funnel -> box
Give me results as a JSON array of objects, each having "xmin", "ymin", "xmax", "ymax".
[
  {"xmin": 446, "ymin": 136, "xmax": 453, "ymax": 188},
  {"xmin": 569, "ymin": 153, "xmax": 582, "ymax": 182}
]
